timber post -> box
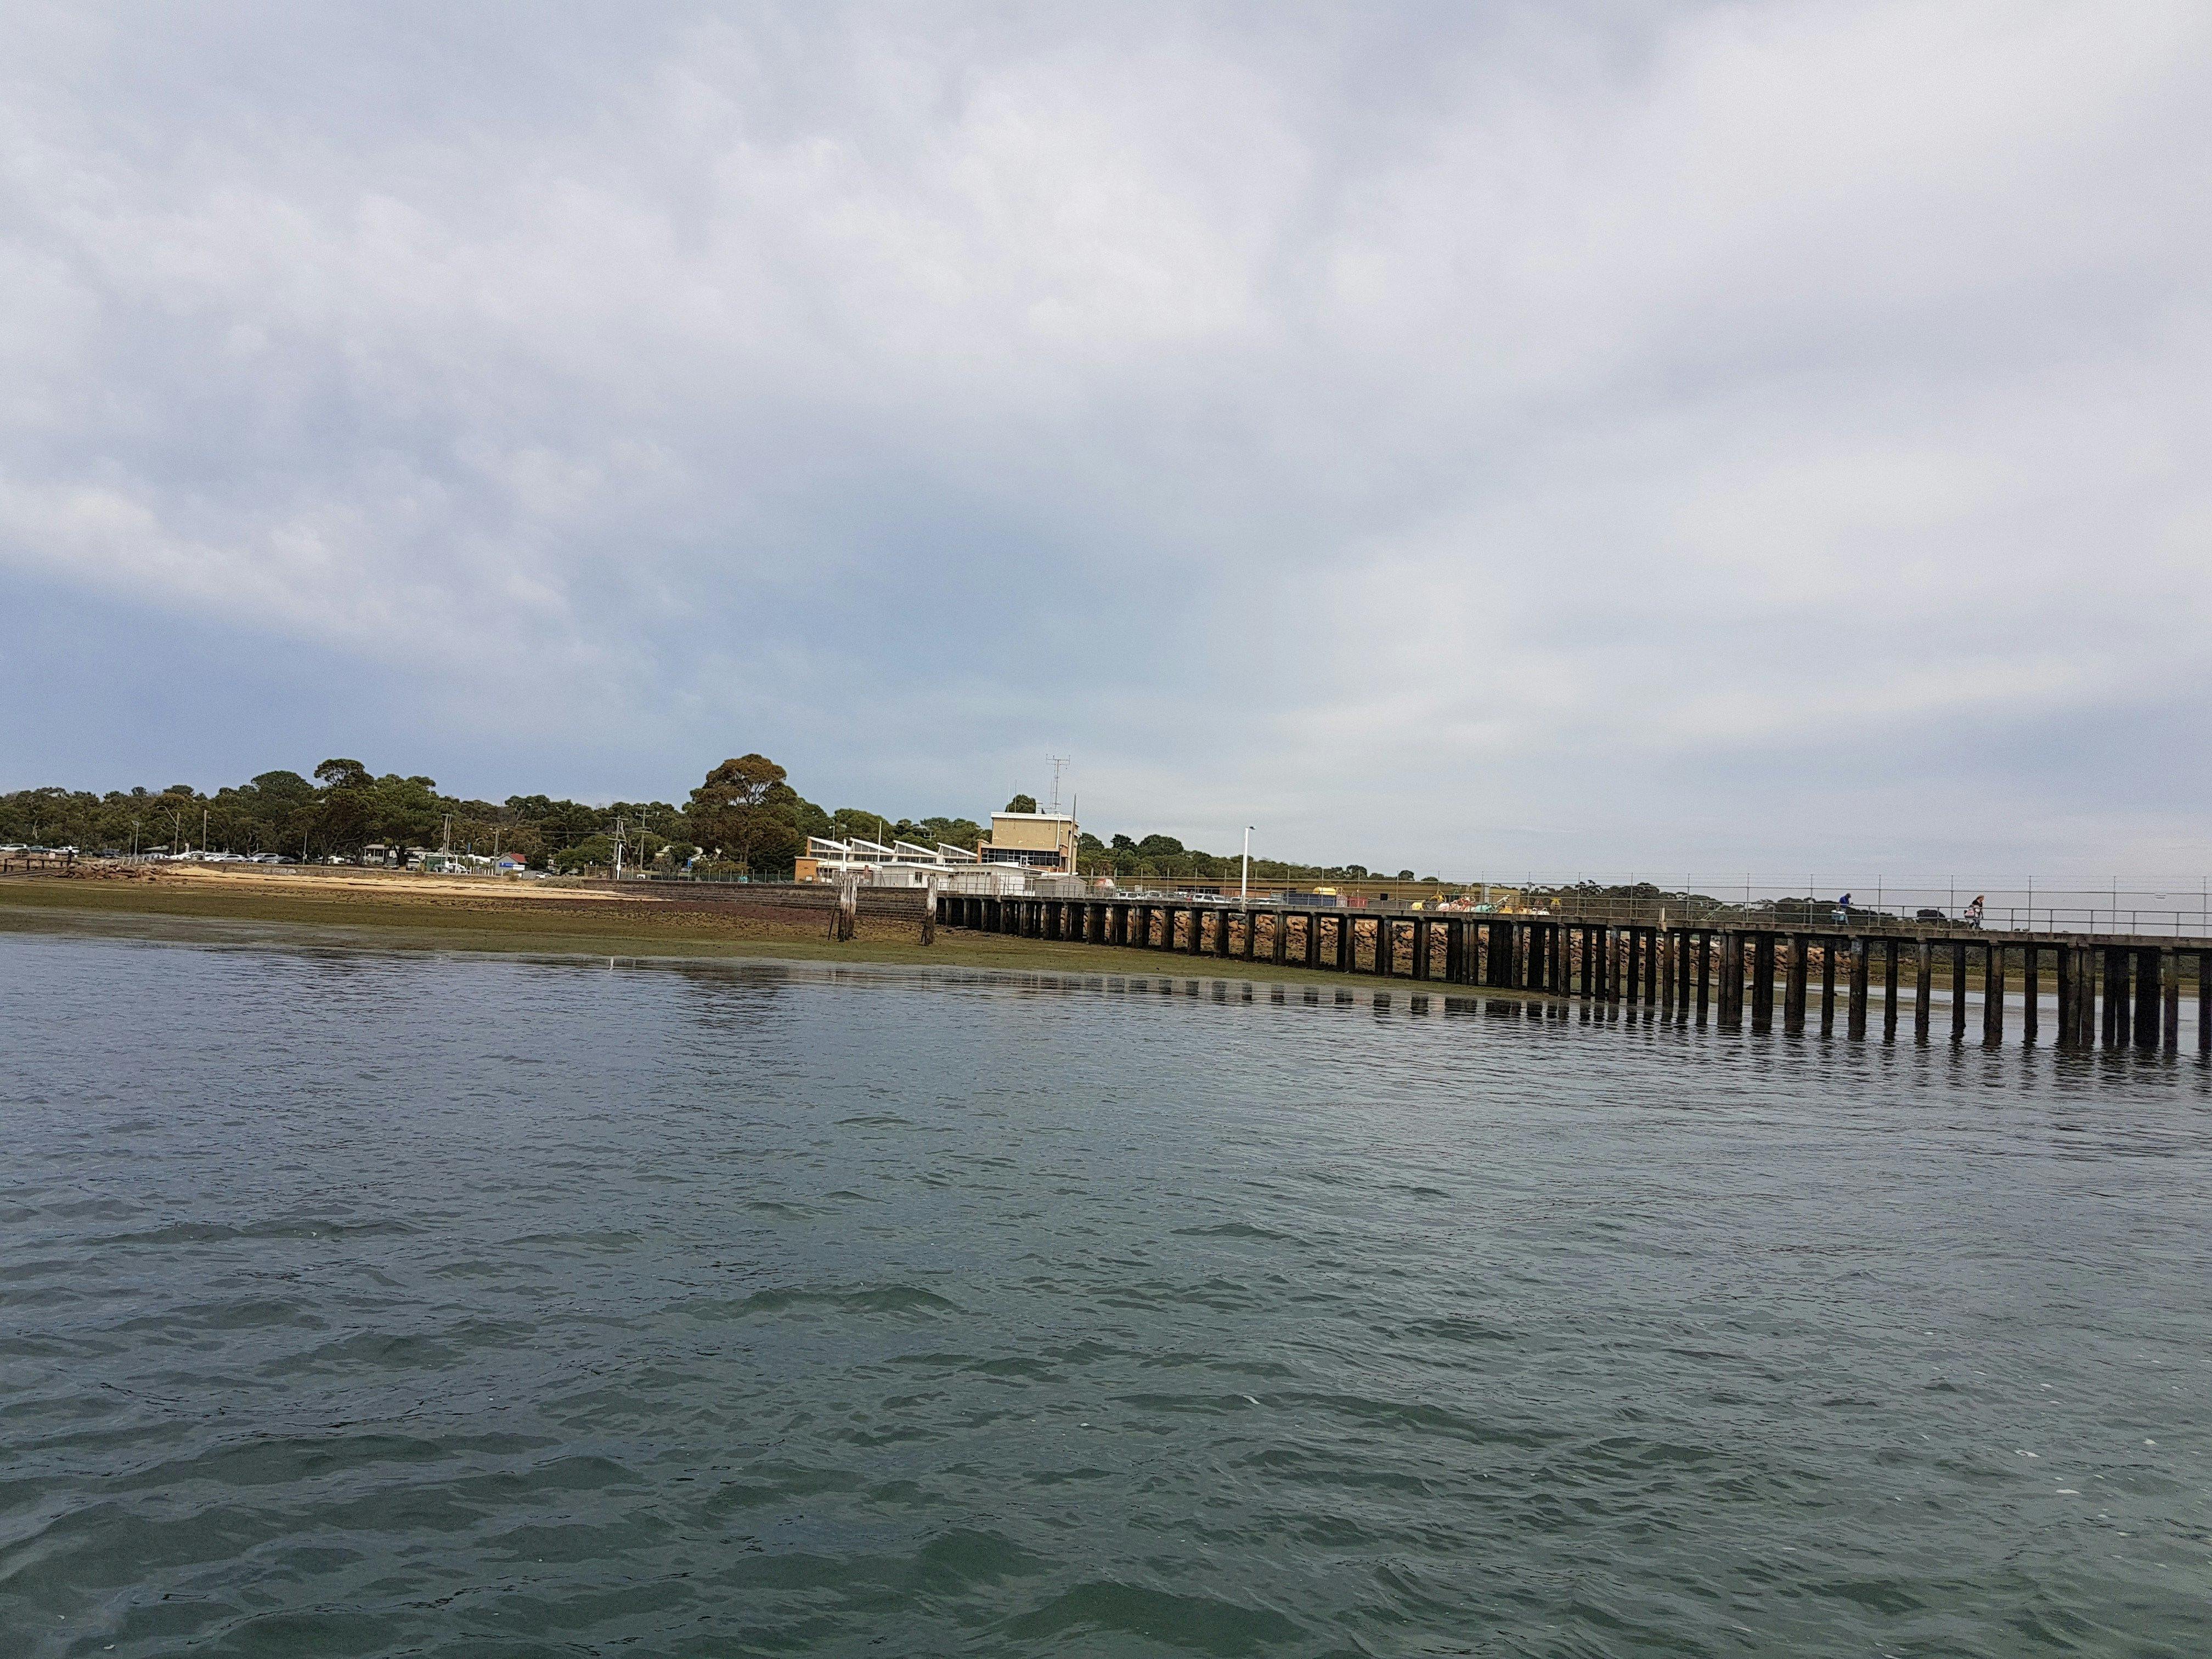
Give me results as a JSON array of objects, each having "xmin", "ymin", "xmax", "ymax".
[
  {"xmin": 2102, "ymin": 949, "xmax": 2124, "ymax": 1047},
  {"xmin": 2136, "ymin": 949, "xmax": 2162, "ymax": 1051},
  {"xmin": 2162, "ymin": 951, "xmax": 2180, "ymax": 1054},
  {"xmin": 1751, "ymin": 933, "xmax": 1776, "ymax": 1032}
]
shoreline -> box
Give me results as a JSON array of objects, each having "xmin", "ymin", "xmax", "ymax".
[{"xmin": 0, "ymin": 874, "xmax": 1435, "ymax": 992}]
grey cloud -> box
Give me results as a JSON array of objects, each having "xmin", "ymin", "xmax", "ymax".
[{"xmin": 2, "ymin": 1, "xmax": 2207, "ymax": 876}]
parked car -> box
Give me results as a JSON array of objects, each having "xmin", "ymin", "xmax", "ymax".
[{"xmin": 1915, "ymin": 907, "xmax": 1946, "ymax": 923}]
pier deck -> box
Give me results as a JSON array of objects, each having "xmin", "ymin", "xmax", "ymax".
[{"xmin": 934, "ymin": 894, "xmax": 2211, "ymax": 1052}]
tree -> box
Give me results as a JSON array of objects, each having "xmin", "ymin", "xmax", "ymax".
[
  {"xmin": 552, "ymin": 834, "xmax": 614, "ymax": 873},
  {"xmin": 506, "ymin": 795, "xmax": 608, "ymax": 853},
  {"xmin": 685, "ymin": 754, "xmax": 805, "ymax": 875},
  {"xmin": 913, "ymin": 816, "xmax": 983, "ymax": 851},
  {"xmin": 1005, "ymin": 793, "xmax": 1037, "ymax": 813},
  {"xmin": 830, "ymin": 806, "xmax": 890, "ymax": 844}
]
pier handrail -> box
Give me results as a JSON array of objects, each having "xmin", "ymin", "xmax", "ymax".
[{"xmin": 1097, "ymin": 882, "xmax": 2211, "ymax": 943}]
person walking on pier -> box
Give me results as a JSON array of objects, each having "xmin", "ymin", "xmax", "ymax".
[{"xmin": 1964, "ymin": 894, "xmax": 1985, "ymax": 929}]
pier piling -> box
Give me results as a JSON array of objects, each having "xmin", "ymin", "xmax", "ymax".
[
  {"xmin": 2136, "ymin": 949, "xmax": 2162, "ymax": 1051},
  {"xmin": 926, "ymin": 894, "xmax": 2196, "ymax": 1063},
  {"xmin": 2162, "ymin": 951, "xmax": 2180, "ymax": 1054},
  {"xmin": 1751, "ymin": 934, "xmax": 1776, "ymax": 1032}
]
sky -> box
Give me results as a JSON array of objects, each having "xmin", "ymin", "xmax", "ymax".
[{"xmin": 3, "ymin": 1, "xmax": 2207, "ymax": 881}]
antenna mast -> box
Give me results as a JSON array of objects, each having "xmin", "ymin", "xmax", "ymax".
[{"xmin": 1047, "ymin": 755, "xmax": 1070, "ymax": 816}]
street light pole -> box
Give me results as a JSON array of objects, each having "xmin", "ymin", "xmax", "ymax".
[{"xmin": 1241, "ymin": 826, "xmax": 1253, "ymax": 902}]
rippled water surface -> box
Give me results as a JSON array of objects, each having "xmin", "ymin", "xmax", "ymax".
[{"xmin": 3, "ymin": 927, "xmax": 2209, "ymax": 1657}]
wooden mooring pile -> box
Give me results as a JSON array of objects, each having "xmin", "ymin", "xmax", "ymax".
[
  {"xmin": 935, "ymin": 894, "xmax": 2210, "ymax": 1053},
  {"xmin": 0, "ymin": 850, "xmax": 78, "ymax": 877}
]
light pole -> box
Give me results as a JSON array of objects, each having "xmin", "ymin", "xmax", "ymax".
[{"xmin": 1240, "ymin": 826, "xmax": 1253, "ymax": 902}]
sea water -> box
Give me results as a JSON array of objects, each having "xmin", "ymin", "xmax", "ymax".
[{"xmin": 2, "ymin": 927, "xmax": 2207, "ymax": 1656}]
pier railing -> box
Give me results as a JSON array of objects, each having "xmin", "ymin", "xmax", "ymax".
[
  {"xmin": 935, "ymin": 890, "xmax": 2210, "ymax": 1053},
  {"xmin": 1112, "ymin": 879, "xmax": 2210, "ymax": 942},
  {"xmin": 1527, "ymin": 894, "xmax": 2212, "ymax": 941}
]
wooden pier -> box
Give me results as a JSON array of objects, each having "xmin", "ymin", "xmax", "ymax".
[{"xmin": 932, "ymin": 894, "xmax": 2211, "ymax": 1053}]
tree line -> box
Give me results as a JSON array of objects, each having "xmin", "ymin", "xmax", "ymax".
[{"xmin": 0, "ymin": 753, "xmax": 1412, "ymax": 882}]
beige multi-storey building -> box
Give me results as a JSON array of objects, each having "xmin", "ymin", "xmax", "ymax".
[{"xmin": 980, "ymin": 812, "xmax": 1079, "ymax": 874}]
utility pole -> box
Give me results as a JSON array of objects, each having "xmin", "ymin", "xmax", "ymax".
[
  {"xmin": 613, "ymin": 816, "xmax": 625, "ymax": 881},
  {"xmin": 1241, "ymin": 826, "xmax": 1253, "ymax": 901}
]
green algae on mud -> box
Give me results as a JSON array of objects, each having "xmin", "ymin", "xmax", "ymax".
[{"xmin": 0, "ymin": 878, "xmax": 1395, "ymax": 990}]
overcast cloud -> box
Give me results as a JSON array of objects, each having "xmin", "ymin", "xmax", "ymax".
[{"xmin": 2, "ymin": 1, "xmax": 2207, "ymax": 878}]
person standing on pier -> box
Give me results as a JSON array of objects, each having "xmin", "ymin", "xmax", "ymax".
[{"xmin": 1834, "ymin": 893, "xmax": 1852, "ymax": 925}]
